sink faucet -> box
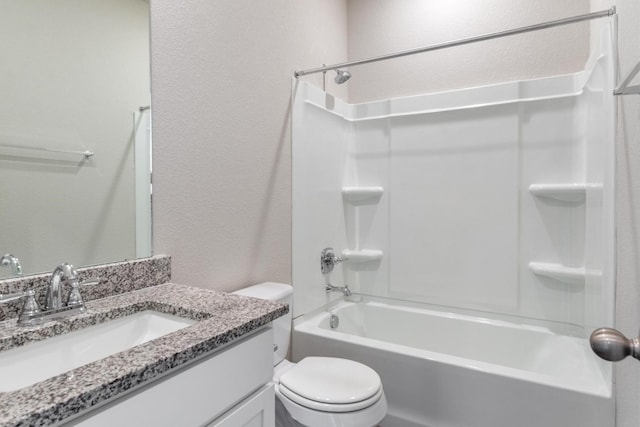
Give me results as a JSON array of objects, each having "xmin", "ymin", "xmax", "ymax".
[
  {"xmin": 0, "ymin": 253, "xmax": 22, "ymax": 276},
  {"xmin": 0, "ymin": 262, "xmax": 90, "ymax": 326},
  {"xmin": 325, "ymin": 283, "xmax": 352, "ymax": 297},
  {"xmin": 45, "ymin": 263, "xmax": 81, "ymax": 310}
]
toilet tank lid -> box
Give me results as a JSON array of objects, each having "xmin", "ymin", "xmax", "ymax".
[{"xmin": 232, "ymin": 282, "xmax": 292, "ymax": 301}]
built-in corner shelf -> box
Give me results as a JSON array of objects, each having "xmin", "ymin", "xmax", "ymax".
[
  {"xmin": 342, "ymin": 249, "xmax": 383, "ymax": 263},
  {"xmin": 528, "ymin": 262, "xmax": 585, "ymax": 285},
  {"xmin": 528, "ymin": 183, "xmax": 601, "ymax": 202},
  {"xmin": 342, "ymin": 187, "xmax": 384, "ymax": 204}
]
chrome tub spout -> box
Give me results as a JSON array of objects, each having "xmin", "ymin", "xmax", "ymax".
[{"xmin": 325, "ymin": 283, "xmax": 352, "ymax": 297}]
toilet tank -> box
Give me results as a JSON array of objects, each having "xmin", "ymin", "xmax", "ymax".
[{"xmin": 232, "ymin": 282, "xmax": 293, "ymax": 365}]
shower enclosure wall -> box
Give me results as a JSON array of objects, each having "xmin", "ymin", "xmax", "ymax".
[{"xmin": 291, "ymin": 25, "xmax": 615, "ymax": 427}]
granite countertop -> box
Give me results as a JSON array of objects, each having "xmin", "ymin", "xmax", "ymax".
[{"xmin": 0, "ymin": 283, "xmax": 288, "ymax": 427}]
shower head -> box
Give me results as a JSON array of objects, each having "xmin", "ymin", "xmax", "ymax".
[{"xmin": 334, "ymin": 69, "xmax": 352, "ymax": 84}]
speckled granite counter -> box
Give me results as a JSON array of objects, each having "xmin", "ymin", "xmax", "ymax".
[{"xmin": 0, "ymin": 282, "xmax": 288, "ymax": 427}]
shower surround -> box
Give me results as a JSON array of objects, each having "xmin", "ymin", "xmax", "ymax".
[{"xmin": 291, "ymin": 27, "xmax": 615, "ymax": 427}]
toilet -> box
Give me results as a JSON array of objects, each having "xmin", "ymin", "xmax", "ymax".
[{"xmin": 233, "ymin": 282, "xmax": 387, "ymax": 427}]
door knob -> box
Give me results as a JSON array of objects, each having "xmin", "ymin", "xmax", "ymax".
[{"xmin": 590, "ymin": 328, "xmax": 640, "ymax": 361}]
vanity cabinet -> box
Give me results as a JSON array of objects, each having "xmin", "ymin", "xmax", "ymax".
[
  {"xmin": 66, "ymin": 327, "xmax": 274, "ymax": 427},
  {"xmin": 206, "ymin": 384, "xmax": 274, "ymax": 427}
]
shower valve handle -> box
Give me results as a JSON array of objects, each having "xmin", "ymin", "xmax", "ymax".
[
  {"xmin": 590, "ymin": 327, "xmax": 640, "ymax": 362},
  {"xmin": 321, "ymin": 248, "xmax": 348, "ymax": 274}
]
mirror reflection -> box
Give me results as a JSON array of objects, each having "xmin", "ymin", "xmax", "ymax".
[{"xmin": 0, "ymin": 0, "xmax": 151, "ymax": 277}]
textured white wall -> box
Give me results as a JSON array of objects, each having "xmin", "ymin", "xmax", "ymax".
[
  {"xmin": 347, "ymin": 0, "xmax": 590, "ymax": 103},
  {"xmin": 150, "ymin": 1, "xmax": 347, "ymax": 290}
]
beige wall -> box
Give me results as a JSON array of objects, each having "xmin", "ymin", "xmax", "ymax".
[
  {"xmin": 150, "ymin": 0, "xmax": 348, "ymax": 291},
  {"xmin": 346, "ymin": 0, "xmax": 590, "ymax": 103}
]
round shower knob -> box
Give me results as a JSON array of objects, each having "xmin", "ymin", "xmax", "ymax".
[{"xmin": 590, "ymin": 328, "xmax": 640, "ymax": 362}]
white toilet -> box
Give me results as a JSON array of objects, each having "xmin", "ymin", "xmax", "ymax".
[{"xmin": 233, "ymin": 282, "xmax": 387, "ymax": 427}]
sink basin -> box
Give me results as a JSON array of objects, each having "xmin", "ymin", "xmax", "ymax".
[{"xmin": 0, "ymin": 311, "xmax": 196, "ymax": 392}]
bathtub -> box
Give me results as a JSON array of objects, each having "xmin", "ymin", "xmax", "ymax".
[{"xmin": 291, "ymin": 298, "xmax": 613, "ymax": 427}]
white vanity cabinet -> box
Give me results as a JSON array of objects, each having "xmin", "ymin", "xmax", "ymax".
[
  {"xmin": 206, "ymin": 384, "xmax": 274, "ymax": 427},
  {"xmin": 66, "ymin": 327, "xmax": 274, "ymax": 427}
]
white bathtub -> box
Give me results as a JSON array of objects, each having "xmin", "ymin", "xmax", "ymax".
[{"xmin": 291, "ymin": 298, "xmax": 613, "ymax": 427}]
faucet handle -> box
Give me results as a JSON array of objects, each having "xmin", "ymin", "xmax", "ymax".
[
  {"xmin": 66, "ymin": 275, "xmax": 101, "ymax": 307},
  {"xmin": 16, "ymin": 290, "xmax": 42, "ymax": 326},
  {"xmin": 0, "ymin": 289, "xmax": 39, "ymax": 310},
  {"xmin": 65, "ymin": 276, "xmax": 100, "ymax": 310},
  {"xmin": 21, "ymin": 289, "xmax": 41, "ymax": 315},
  {"xmin": 66, "ymin": 282, "xmax": 86, "ymax": 310},
  {"xmin": 0, "ymin": 289, "xmax": 40, "ymax": 312},
  {"xmin": 0, "ymin": 290, "xmax": 28, "ymax": 303},
  {"xmin": 321, "ymin": 248, "xmax": 349, "ymax": 274},
  {"xmin": 79, "ymin": 277, "xmax": 101, "ymax": 286}
]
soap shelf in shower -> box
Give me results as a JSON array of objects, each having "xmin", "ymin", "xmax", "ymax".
[
  {"xmin": 342, "ymin": 249, "xmax": 383, "ymax": 263},
  {"xmin": 528, "ymin": 262, "xmax": 585, "ymax": 285},
  {"xmin": 528, "ymin": 183, "xmax": 601, "ymax": 202},
  {"xmin": 342, "ymin": 187, "xmax": 384, "ymax": 204}
]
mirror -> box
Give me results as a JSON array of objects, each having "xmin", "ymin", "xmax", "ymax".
[{"xmin": 0, "ymin": 0, "xmax": 151, "ymax": 277}]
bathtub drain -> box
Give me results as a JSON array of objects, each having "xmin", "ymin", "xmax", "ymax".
[{"xmin": 330, "ymin": 314, "xmax": 340, "ymax": 329}]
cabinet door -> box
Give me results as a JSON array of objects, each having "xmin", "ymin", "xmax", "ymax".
[{"xmin": 208, "ymin": 384, "xmax": 274, "ymax": 427}]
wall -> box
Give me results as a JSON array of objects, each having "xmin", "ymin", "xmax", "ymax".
[
  {"xmin": 150, "ymin": 1, "xmax": 640, "ymax": 425},
  {"xmin": 150, "ymin": 1, "xmax": 348, "ymax": 291},
  {"xmin": 347, "ymin": 0, "xmax": 590, "ymax": 103},
  {"xmin": 149, "ymin": 0, "xmax": 597, "ymax": 295},
  {"xmin": 589, "ymin": 0, "xmax": 640, "ymax": 425},
  {"xmin": 0, "ymin": 0, "xmax": 149, "ymax": 275},
  {"xmin": 291, "ymin": 85, "xmax": 353, "ymax": 316}
]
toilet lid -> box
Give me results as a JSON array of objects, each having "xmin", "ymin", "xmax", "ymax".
[{"xmin": 278, "ymin": 357, "xmax": 382, "ymax": 407}]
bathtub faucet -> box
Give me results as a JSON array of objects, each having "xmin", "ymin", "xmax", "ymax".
[
  {"xmin": 321, "ymin": 248, "xmax": 349, "ymax": 274},
  {"xmin": 326, "ymin": 283, "xmax": 352, "ymax": 297}
]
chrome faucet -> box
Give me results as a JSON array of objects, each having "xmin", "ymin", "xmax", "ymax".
[
  {"xmin": 45, "ymin": 263, "xmax": 82, "ymax": 310},
  {"xmin": 0, "ymin": 262, "xmax": 90, "ymax": 326},
  {"xmin": 0, "ymin": 253, "xmax": 22, "ymax": 276},
  {"xmin": 325, "ymin": 283, "xmax": 352, "ymax": 297}
]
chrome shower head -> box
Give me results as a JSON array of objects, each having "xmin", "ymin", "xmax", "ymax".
[{"xmin": 334, "ymin": 69, "xmax": 351, "ymax": 84}]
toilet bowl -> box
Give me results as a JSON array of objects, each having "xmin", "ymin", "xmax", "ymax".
[{"xmin": 233, "ymin": 282, "xmax": 387, "ymax": 427}]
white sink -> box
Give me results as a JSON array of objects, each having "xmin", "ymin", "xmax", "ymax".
[{"xmin": 0, "ymin": 311, "xmax": 196, "ymax": 392}]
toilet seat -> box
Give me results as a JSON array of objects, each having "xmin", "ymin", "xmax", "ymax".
[
  {"xmin": 275, "ymin": 384, "xmax": 387, "ymax": 427},
  {"xmin": 277, "ymin": 357, "xmax": 383, "ymax": 413},
  {"xmin": 279, "ymin": 383, "xmax": 384, "ymax": 413}
]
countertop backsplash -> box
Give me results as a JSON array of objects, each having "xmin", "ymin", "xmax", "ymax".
[{"xmin": 0, "ymin": 256, "xmax": 171, "ymax": 321}]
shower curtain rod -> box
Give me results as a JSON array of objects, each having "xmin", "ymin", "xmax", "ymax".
[{"xmin": 293, "ymin": 7, "xmax": 616, "ymax": 78}]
